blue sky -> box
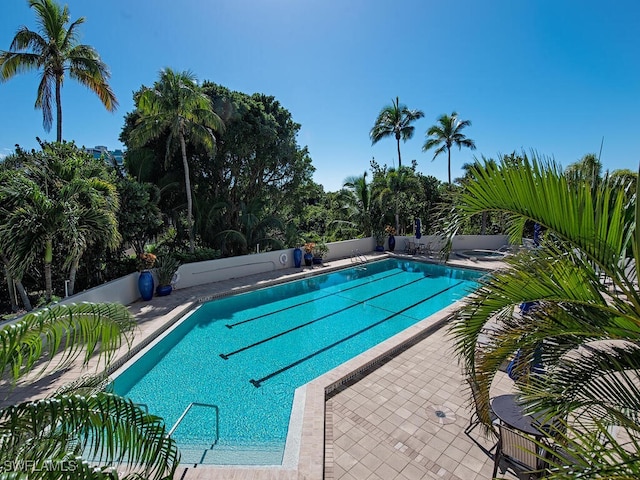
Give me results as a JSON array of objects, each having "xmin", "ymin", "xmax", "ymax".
[{"xmin": 1, "ymin": 0, "xmax": 639, "ymax": 191}]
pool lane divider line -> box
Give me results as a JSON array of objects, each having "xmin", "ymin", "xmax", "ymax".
[
  {"xmin": 224, "ymin": 270, "xmax": 407, "ymax": 329},
  {"xmin": 248, "ymin": 280, "xmax": 465, "ymax": 387},
  {"xmin": 219, "ymin": 274, "xmax": 430, "ymax": 360}
]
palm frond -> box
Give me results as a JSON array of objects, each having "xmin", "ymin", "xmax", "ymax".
[
  {"xmin": 0, "ymin": 393, "xmax": 179, "ymax": 480},
  {"xmin": 0, "ymin": 303, "xmax": 135, "ymax": 384},
  {"xmin": 449, "ymin": 156, "xmax": 640, "ymax": 474}
]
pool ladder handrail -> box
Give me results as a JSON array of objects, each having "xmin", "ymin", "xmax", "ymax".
[
  {"xmin": 351, "ymin": 249, "xmax": 367, "ymax": 266},
  {"xmin": 168, "ymin": 402, "xmax": 220, "ymax": 446}
]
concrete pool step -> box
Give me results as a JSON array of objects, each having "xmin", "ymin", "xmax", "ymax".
[{"xmin": 179, "ymin": 444, "xmax": 284, "ymax": 466}]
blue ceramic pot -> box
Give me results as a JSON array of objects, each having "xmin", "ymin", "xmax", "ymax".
[
  {"xmin": 156, "ymin": 284, "xmax": 172, "ymax": 296},
  {"xmin": 388, "ymin": 235, "xmax": 396, "ymax": 252},
  {"xmin": 312, "ymin": 256, "xmax": 322, "ymax": 265},
  {"xmin": 138, "ymin": 270, "xmax": 154, "ymax": 301},
  {"xmin": 293, "ymin": 247, "xmax": 302, "ymax": 268},
  {"xmin": 303, "ymin": 252, "xmax": 313, "ymax": 266}
]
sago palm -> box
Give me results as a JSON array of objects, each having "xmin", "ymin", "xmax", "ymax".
[
  {"xmin": 0, "ymin": 0, "xmax": 117, "ymax": 141},
  {"xmin": 0, "ymin": 302, "xmax": 180, "ymax": 479},
  {"xmin": 370, "ymin": 96, "xmax": 424, "ymax": 169},
  {"xmin": 448, "ymin": 156, "xmax": 640, "ymax": 477},
  {"xmin": 423, "ymin": 112, "xmax": 476, "ymax": 185},
  {"xmin": 129, "ymin": 68, "xmax": 224, "ymax": 253}
]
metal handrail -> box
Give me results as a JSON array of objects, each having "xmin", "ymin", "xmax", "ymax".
[
  {"xmin": 351, "ymin": 249, "xmax": 367, "ymax": 265},
  {"xmin": 351, "ymin": 249, "xmax": 367, "ymax": 269},
  {"xmin": 168, "ymin": 402, "xmax": 220, "ymax": 446}
]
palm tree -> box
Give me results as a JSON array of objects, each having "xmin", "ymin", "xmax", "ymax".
[
  {"xmin": 458, "ymin": 158, "xmax": 501, "ymax": 234},
  {"xmin": 61, "ymin": 156, "xmax": 121, "ymax": 295},
  {"xmin": 448, "ymin": 156, "xmax": 640, "ymax": 477},
  {"xmin": 370, "ymin": 97, "xmax": 424, "ymax": 168},
  {"xmin": 129, "ymin": 68, "xmax": 224, "ymax": 253},
  {"xmin": 372, "ymin": 166, "xmax": 420, "ymax": 234},
  {"xmin": 215, "ymin": 198, "xmax": 284, "ymax": 255},
  {"xmin": 0, "ymin": 302, "xmax": 179, "ymax": 479},
  {"xmin": 0, "ymin": 0, "xmax": 117, "ymax": 141},
  {"xmin": 343, "ymin": 171, "xmax": 373, "ymax": 237},
  {"xmin": 423, "ymin": 112, "xmax": 476, "ymax": 185},
  {"xmin": 565, "ymin": 152, "xmax": 603, "ymax": 189},
  {"xmin": 0, "ymin": 141, "xmax": 120, "ymax": 303},
  {"xmin": 0, "ymin": 171, "xmax": 60, "ymax": 302}
]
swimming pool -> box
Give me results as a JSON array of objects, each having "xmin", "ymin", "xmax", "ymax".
[{"xmin": 111, "ymin": 259, "xmax": 482, "ymax": 465}]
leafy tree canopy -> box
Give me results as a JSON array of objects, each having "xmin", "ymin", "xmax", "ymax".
[
  {"xmin": 0, "ymin": 140, "xmax": 120, "ymax": 305},
  {"xmin": 121, "ymin": 80, "xmax": 316, "ymax": 254}
]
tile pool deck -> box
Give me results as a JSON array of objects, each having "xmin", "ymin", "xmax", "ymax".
[{"xmin": 0, "ymin": 253, "xmax": 518, "ymax": 479}]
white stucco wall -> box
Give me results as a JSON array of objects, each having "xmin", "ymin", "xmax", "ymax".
[
  {"xmin": 54, "ymin": 235, "xmax": 508, "ymax": 305},
  {"xmin": 174, "ymin": 237, "xmax": 375, "ymax": 290},
  {"xmin": 57, "ymin": 272, "xmax": 140, "ymax": 307}
]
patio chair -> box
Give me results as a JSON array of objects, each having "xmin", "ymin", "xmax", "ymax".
[
  {"xmin": 416, "ymin": 242, "xmax": 430, "ymax": 256},
  {"xmin": 492, "ymin": 423, "xmax": 547, "ymax": 479},
  {"xmin": 404, "ymin": 239, "xmax": 416, "ymax": 254},
  {"xmin": 465, "ymin": 379, "xmax": 498, "ymax": 455}
]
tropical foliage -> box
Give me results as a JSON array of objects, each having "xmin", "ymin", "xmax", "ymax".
[
  {"xmin": 370, "ymin": 96, "xmax": 424, "ymax": 169},
  {"xmin": 115, "ymin": 176, "xmax": 164, "ymax": 257},
  {"xmin": 0, "ymin": 0, "xmax": 117, "ymax": 141},
  {"xmin": 423, "ymin": 111, "xmax": 476, "ymax": 185},
  {"xmin": 198, "ymin": 83, "xmax": 314, "ymax": 254},
  {"xmin": 0, "ymin": 141, "xmax": 120, "ymax": 301},
  {"xmin": 122, "ymin": 81, "xmax": 314, "ymax": 256},
  {"xmin": 128, "ymin": 68, "xmax": 224, "ymax": 253},
  {"xmin": 154, "ymin": 255, "xmax": 180, "ymax": 287},
  {"xmin": 368, "ymin": 159, "xmax": 444, "ymax": 237},
  {"xmin": 565, "ymin": 152, "xmax": 602, "ymax": 188},
  {"xmin": 372, "ymin": 165, "xmax": 421, "ymax": 234},
  {"xmin": 448, "ymin": 155, "xmax": 640, "ymax": 477},
  {"xmin": 342, "ymin": 171, "xmax": 374, "ymax": 237},
  {"xmin": 0, "ymin": 302, "xmax": 179, "ymax": 479}
]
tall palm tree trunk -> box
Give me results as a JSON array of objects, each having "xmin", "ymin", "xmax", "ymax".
[
  {"xmin": 447, "ymin": 147, "xmax": 452, "ymax": 185},
  {"xmin": 2, "ymin": 254, "xmax": 32, "ymax": 311},
  {"xmin": 15, "ymin": 279, "xmax": 32, "ymax": 311},
  {"xmin": 4, "ymin": 264, "xmax": 18, "ymax": 312},
  {"xmin": 395, "ymin": 195, "xmax": 400, "ymax": 235},
  {"xmin": 395, "ymin": 133, "xmax": 402, "ymax": 168},
  {"xmin": 395, "ymin": 210, "xmax": 400, "ymax": 236},
  {"xmin": 180, "ymin": 131, "xmax": 195, "ymax": 253},
  {"xmin": 44, "ymin": 237, "xmax": 53, "ymax": 301},
  {"xmin": 68, "ymin": 256, "xmax": 80, "ymax": 296},
  {"xmin": 55, "ymin": 76, "xmax": 62, "ymax": 142}
]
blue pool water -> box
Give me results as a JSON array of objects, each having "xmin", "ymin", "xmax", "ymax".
[{"xmin": 111, "ymin": 259, "xmax": 481, "ymax": 465}]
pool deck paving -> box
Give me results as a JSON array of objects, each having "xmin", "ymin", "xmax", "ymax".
[
  {"xmin": 0, "ymin": 252, "xmax": 519, "ymax": 480},
  {"xmin": 325, "ymin": 318, "xmax": 517, "ymax": 480}
]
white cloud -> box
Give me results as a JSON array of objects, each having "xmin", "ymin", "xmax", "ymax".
[{"xmin": 0, "ymin": 148, "xmax": 14, "ymax": 160}]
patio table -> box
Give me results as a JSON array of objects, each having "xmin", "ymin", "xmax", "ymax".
[{"xmin": 490, "ymin": 394, "xmax": 548, "ymax": 437}]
